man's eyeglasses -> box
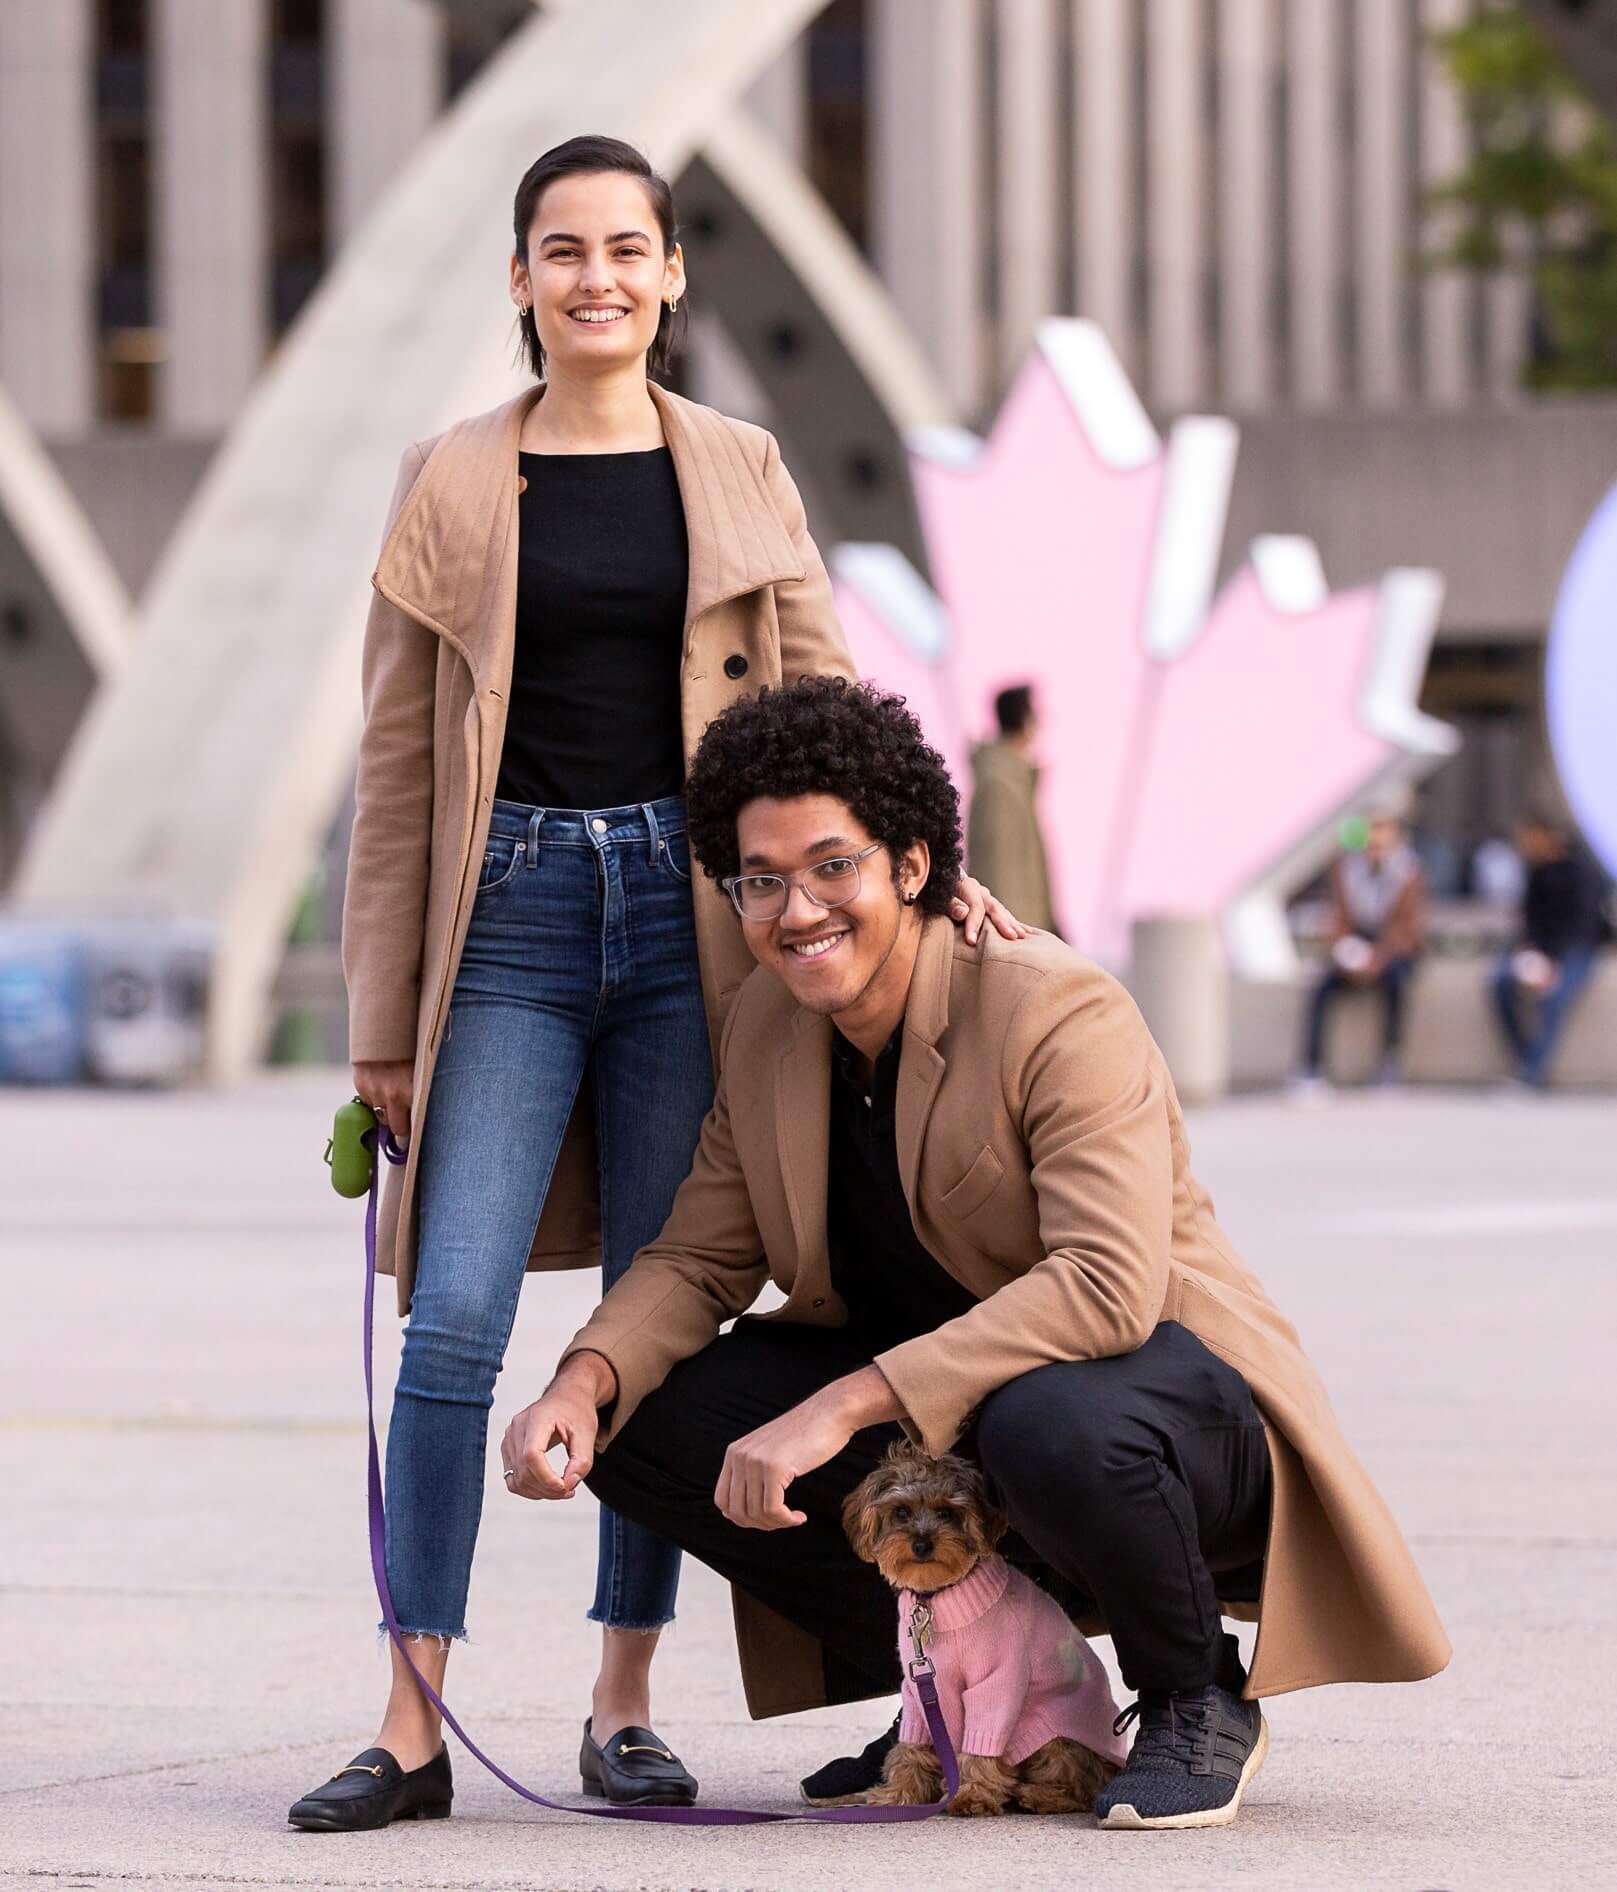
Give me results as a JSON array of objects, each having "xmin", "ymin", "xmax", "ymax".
[{"xmin": 722, "ymin": 842, "xmax": 885, "ymax": 923}]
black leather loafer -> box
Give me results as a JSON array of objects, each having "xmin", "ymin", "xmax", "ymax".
[
  {"xmin": 287, "ymin": 1745, "xmax": 453, "ymax": 1831},
  {"xmin": 579, "ymin": 1718, "xmax": 698, "ymax": 1807}
]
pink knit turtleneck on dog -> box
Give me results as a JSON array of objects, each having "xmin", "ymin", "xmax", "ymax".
[{"xmin": 897, "ymin": 1555, "xmax": 1130, "ymax": 1767}]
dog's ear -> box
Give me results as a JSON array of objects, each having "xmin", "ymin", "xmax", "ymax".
[
  {"xmin": 841, "ymin": 1471, "xmax": 885, "ymax": 1563},
  {"xmin": 957, "ymin": 1458, "xmax": 1009, "ymax": 1554}
]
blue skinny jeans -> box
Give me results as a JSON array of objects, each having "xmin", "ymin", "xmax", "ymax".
[
  {"xmin": 383, "ymin": 796, "xmax": 715, "ymax": 1639},
  {"xmin": 1490, "ymin": 944, "xmax": 1597, "ymax": 1086}
]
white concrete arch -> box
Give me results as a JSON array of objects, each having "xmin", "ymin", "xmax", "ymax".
[
  {"xmin": 679, "ymin": 107, "xmax": 951, "ymax": 566},
  {"xmin": 15, "ymin": 0, "xmax": 953, "ymax": 1079},
  {"xmin": 0, "ymin": 384, "xmax": 130, "ymax": 879}
]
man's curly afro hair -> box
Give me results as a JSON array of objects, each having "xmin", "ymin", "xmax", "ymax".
[{"xmin": 685, "ymin": 676, "xmax": 963, "ymax": 917}]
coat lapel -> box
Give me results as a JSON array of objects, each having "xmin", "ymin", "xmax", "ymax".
[
  {"xmin": 372, "ymin": 387, "xmax": 535, "ymax": 685},
  {"xmin": 371, "ymin": 381, "xmax": 804, "ymax": 682},
  {"xmin": 650, "ymin": 384, "xmax": 806, "ymax": 632},
  {"xmin": 896, "ymin": 919, "xmax": 957, "ymax": 1213}
]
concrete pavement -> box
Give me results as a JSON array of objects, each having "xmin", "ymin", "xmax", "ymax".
[{"xmin": 2, "ymin": 1073, "xmax": 1613, "ymax": 1889}]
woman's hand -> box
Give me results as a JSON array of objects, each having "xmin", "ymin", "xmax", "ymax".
[
  {"xmin": 950, "ymin": 876, "xmax": 1031, "ymax": 946},
  {"xmin": 352, "ymin": 1058, "xmax": 415, "ymax": 1145}
]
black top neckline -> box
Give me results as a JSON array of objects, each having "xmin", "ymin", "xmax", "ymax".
[
  {"xmin": 518, "ymin": 445, "xmax": 671, "ymax": 462},
  {"xmin": 496, "ymin": 435, "xmax": 688, "ymax": 811}
]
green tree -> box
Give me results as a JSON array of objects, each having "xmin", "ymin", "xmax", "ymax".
[{"xmin": 1427, "ymin": 6, "xmax": 1617, "ymax": 390}]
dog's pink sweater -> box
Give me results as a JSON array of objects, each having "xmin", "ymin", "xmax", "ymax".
[{"xmin": 898, "ymin": 1556, "xmax": 1130, "ymax": 1766}]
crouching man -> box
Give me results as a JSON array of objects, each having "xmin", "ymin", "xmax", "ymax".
[{"xmin": 503, "ymin": 679, "xmax": 1449, "ymax": 1829}]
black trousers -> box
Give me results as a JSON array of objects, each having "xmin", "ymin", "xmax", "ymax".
[
  {"xmin": 1303, "ymin": 956, "xmax": 1415, "ymax": 1074},
  {"xmin": 586, "ymin": 1318, "xmax": 1272, "ymax": 1703}
]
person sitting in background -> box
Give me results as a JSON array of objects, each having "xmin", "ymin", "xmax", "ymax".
[
  {"xmin": 1491, "ymin": 810, "xmax": 1605, "ymax": 1090},
  {"xmin": 1295, "ymin": 810, "xmax": 1428, "ymax": 1093},
  {"xmin": 967, "ymin": 684, "xmax": 1059, "ymax": 936}
]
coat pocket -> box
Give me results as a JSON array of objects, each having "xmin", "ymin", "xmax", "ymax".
[{"xmin": 938, "ymin": 1143, "xmax": 1006, "ymax": 1221}]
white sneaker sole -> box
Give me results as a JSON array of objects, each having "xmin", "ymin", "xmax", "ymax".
[{"xmin": 1098, "ymin": 1714, "xmax": 1269, "ymax": 1831}]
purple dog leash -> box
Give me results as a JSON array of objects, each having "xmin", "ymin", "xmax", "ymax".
[{"xmin": 360, "ymin": 1126, "xmax": 958, "ymax": 1824}]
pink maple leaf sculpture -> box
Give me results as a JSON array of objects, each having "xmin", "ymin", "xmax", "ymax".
[{"xmin": 830, "ymin": 319, "xmax": 1455, "ymax": 974}]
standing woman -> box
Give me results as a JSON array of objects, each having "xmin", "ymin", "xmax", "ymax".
[{"xmin": 289, "ymin": 136, "xmax": 1020, "ymax": 1832}]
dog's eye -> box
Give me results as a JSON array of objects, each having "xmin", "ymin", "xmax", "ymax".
[{"xmin": 892, "ymin": 1505, "xmax": 911, "ymax": 1524}]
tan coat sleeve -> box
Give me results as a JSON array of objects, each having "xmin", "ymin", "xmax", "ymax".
[
  {"xmin": 759, "ymin": 431, "xmax": 858, "ymax": 685},
  {"xmin": 341, "ymin": 443, "xmax": 437, "ymax": 1063},
  {"xmin": 559, "ymin": 1006, "xmax": 770, "ymax": 1445},
  {"xmin": 875, "ymin": 968, "xmax": 1175, "ymax": 1455}
]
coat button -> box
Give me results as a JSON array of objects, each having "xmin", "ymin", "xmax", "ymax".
[
  {"xmin": 724, "ymin": 654, "xmax": 748, "ymax": 680},
  {"xmin": 812, "ymin": 1297, "xmax": 825, "ymax": 1308}
]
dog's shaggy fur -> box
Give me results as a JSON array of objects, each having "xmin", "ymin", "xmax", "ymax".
[{"xmin": 840, "ymin": 1440, "xmax": 1117, "ymax": 1817}]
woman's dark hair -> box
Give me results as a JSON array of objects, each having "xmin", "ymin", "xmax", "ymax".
[
  {"xmin": 685, "ymin": 677, "xmax": 964, "ymax": 918},
  {"xmin": 512, "ymin": 135, "xmax": 686, "ymax": 381}
]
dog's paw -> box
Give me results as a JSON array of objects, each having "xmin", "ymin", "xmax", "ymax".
[
  {"xmin": 947, "ymin": 1752, "xmax": 1017, "ymax": 1817},
  {"xmin": 871, "ymin": 1742, "xmax": 945, "ymax": 1806},
  {"xmin": 947, "ymin": 1784, "xmax": 1009, "ymax": 1817}
]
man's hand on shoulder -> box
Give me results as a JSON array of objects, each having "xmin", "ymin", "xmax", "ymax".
[{"xmin": 500, "ymin": 1351, "xmax": 617, "ymax": 1501}]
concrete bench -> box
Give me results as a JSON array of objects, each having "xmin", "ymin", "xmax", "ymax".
[{"xmin": 1228, "ymin": 951, "xmax": 1617, "ymax": 1089}]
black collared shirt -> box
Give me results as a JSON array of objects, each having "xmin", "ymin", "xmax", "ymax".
[{"xmin": 826, "ymin": 1028, "xmax": 978, "ymax": 1353}]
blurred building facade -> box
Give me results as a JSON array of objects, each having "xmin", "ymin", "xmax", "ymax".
[{"xmin": 1, "ymin": 0, "xmax": 1613, "ymax": 893}]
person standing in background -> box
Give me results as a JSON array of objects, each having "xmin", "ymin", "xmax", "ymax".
[
  {"xmin": 1491, "ymin": 810, "xmax": 1605, "ymax": 1089},
  {"xmin": 968, "ymin": 684, "xmax": 1059, "ymax": 936},
  {"xmin": 1296, "ymin": 809, "xmax": 1428, "ymax": 1093}
]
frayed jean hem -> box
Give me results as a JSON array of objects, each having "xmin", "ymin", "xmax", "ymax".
[
  {"xmin": 585, "ymin": 1610, "xmax": 673, "ymax": 1633},
  {"xmin": 376, "ymin": 1624, "xmax": 469, "ymax": 1649}
]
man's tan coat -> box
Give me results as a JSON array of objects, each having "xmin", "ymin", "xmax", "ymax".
[
  {"xmin": 342, "ymin": 383, "xmax": 853, "ymax": 1311},
  {"xmin": 565, "ymin": 918, "xmax": 1451, "ymax": 1716}
]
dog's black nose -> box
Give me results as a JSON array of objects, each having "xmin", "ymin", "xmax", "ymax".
[{"xmin": 910, "ymin": 1535, "xmax": 934, "ymax": 1559}]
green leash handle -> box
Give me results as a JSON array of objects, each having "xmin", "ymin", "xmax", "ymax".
[{"xmin": 325, "ymin": 1096, "xmax": 379, "ymax": 1198}]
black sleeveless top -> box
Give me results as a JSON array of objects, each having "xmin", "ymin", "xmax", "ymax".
[{"xmin": 493, "ymin": 446, "xmax": 690, "ymax": 810}]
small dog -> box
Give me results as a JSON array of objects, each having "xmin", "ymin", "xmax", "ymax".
[{"xmin": 841, "ymin": 1440, "xmax": 1127, "ymax": 1817}]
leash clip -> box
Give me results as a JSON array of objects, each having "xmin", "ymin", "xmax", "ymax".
[{"xmin": 906, "ymin": 1597, "xmax": 935, "ymax": 1676}]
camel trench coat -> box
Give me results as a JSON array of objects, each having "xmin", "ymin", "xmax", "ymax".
[
  {"xmin": 564, "ymin": 918, "xmax": 1452, "ymax": 1717},
  {"xmin": 341, "ymin": 381, "xmax": 854, "ymax": 1313}
]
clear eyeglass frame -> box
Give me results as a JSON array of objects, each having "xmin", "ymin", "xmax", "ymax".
[{"xmin": 722, "ymin": 841, "xmax": 885, "ymax": 923}]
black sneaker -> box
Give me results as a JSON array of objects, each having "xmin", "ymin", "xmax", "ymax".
[
  {"xmin": 800, "ymin": 1713, "xmax": 901, "ymax": 1805},
  {"xmin": 1096, "ymin": 1642, "xmax": 1267, "ymax": 1830}
]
